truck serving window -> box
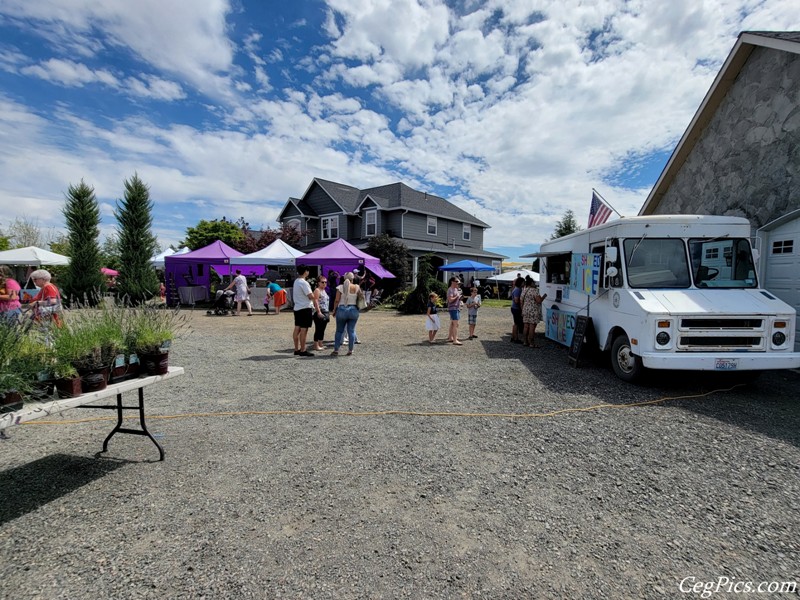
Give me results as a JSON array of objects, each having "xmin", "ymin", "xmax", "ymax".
[
  {"xmin": 688, "ymin": 238, "xmax": 757, "ymax": 288},
  {"xmin": 623, "ymin": 238, "xmax": 689, "ymax": 288}
]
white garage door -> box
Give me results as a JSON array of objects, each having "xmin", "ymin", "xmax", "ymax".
[{"xmin": 764, "ymin": 218, "xmax": 800, "ymax": 351}]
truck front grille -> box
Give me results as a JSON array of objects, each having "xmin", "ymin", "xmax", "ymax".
[{"xmin": 676, "ymin": 316, "xmax": 766, "ymax": 351}]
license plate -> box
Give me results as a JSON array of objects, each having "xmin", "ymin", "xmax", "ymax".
[{"xmin": 714, "ymin": 358, "xmax": 739, "ymax": 370}]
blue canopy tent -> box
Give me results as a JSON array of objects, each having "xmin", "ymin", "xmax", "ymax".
[{"xmin": 438, "ymin": 259, "xmax": 496, "ymax": 272}]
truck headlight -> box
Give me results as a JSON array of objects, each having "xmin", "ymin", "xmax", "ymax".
[
  {"xmin": 656, "ymin": 332, "xmax": 670, "ymax": 346},
  {"xmin": 772, "ymin": 331, "xmax": 786, "ymax": 346}
]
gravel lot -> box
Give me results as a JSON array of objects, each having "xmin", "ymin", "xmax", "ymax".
[{"xmin": 1, "ymin": 305, "xmax": 798, "ymax": 599}]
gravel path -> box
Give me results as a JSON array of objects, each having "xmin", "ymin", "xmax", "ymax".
[{"xmin": 1, "ymin": 306, "xmax": 798, "ymax": 599}]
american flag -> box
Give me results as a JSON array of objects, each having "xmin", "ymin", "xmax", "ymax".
[{"xmin": 587, "ymin": 191, "xmax": 612, "ymax": 228}]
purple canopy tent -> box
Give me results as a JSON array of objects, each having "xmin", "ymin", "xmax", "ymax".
[
  {"xmin": 164, "ymin": 240, "xmax": 264, "ymax": 306},
  {"xmin": 300, "ymin": 239, "xmax": 395, "ymax": 280}
]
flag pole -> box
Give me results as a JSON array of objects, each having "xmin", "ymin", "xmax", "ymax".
[{"xmin": 592, "ymin": 188, "xmax": 623, "ymax": 217}]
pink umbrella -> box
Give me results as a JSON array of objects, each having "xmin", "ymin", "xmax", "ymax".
[{"xmin": 101, "ymin": 267, "xmax": 119, "ymax": 276}]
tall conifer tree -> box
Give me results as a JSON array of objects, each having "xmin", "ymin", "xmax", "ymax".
[
  {"xmin": 115, "ymin": 174, "xmax": 159, "ymax": 304},
  {"xmin": 62, "ymin": 180, "xmax": 104, "ymax": 305}
]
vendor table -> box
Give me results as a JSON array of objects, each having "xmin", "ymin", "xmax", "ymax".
[
  {"xmin": 0, "ymin": 367, "xmax": 184, "ymax": 461},
  {"xmin": 178, "ymin": 285, "xmax": 208, "ymax": 305}
]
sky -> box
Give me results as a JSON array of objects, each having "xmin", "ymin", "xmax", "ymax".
[{"xmin": 0, "ymin": 1, "xmax": 797, "ymax": 262}]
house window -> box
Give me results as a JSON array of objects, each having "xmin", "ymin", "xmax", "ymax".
[
  {"xmin": 462, "ymin": 223, "xmax": 471, "ymax": 241},
  {"xmin": 705, "ymin": 248, "xmax": 719, "ymax": 260},
  {"xmin": 772, "ymin": 239, "xmax": 794, "ymax": 254},
  {"xmin": 427, "ymin": 216, "xmax": 437, "ymax": 235},
  {"xmin": 366, "ymin": 210, "xmax": 377, "ymax": 237},
  {"xmin": 322, "ymin": 216, "xmax": 339, "ymax": 240},
  {"xmin": 286, "ymin": 219, "xmax": 301, "ymax": 231}
]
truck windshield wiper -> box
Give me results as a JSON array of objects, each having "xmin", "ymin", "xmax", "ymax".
[{"xmin": 628, "ymin": 233, "xmax": 647, "ymax": 264}]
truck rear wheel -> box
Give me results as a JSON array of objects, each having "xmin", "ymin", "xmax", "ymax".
[{"xmin": 611, "ymin": 334, "xmax": 644, "ymax": 383}]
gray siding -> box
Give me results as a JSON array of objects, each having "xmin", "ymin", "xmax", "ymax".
[
  {"xmin": 385, "ymin": 212, "xmax": 403, "ymax": 237},
  {"xmin": 306, "ymin": 183, "xmax": 343, "ymax": 216},
  {"xmin": 655, "ymin": 47, "xmax": 800, "ymax": 229},
  {"xmin": 402, "ymin": 212, "xmax": 483, "ymax": 250},
  {"xmin": 283, "ymin": 204, "xmax": 301, "ymax": 218}
]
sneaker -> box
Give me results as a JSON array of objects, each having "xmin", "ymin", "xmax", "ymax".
[
  {"xmin": 299, "ymin": 351, "xmax": 315, "ymax": 357},
  {"xmin": 294, "ymin": 350, "xmax": 301, "ymax": 355}
]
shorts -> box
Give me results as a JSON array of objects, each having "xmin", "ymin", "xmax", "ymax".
[
  {"xmin": 293, "ymin": 307, "xmax": 313, "ymax": 328},
  {"xmin": 468, "ymin": 313, "xmax": 477, "ymax": 325},
  {"xmin": 511, "ymin": 307, "xmax": 523, "ymax": 329},
  {"xmin": 448, "ymin": 309, "xmax": 460, "ymax": 321}
]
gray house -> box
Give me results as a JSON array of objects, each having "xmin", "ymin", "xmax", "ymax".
[
  {"xmin": 278, "ymin": 178, "xmax": 506, "ymax": 283},
  {"xmin": 639, "ymin": 31, "xmax": 800, "ymax": 343}
]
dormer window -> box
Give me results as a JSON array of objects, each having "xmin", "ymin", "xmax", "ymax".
[
  {"xmin": 427, "ymin": 216, "xmax": 437, "ymax": 236},
  {"xmin": 366, "ymin": 210, "xmax": 377, "ymax": 237},
  {"xmin": 322, "ymin": 216, "xmax": 339, "ymax": 240},
  {"xmin": 463, "ymin": 223, "xmax": 471, "ymax": 241}
]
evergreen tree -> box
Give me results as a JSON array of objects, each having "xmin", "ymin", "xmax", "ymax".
[
  {"xmin": 62, "ymin": 180, "xmax": 104, "ymax": 305},
  {"xmin": 550, "ymin": 209, "xmax": 582, "ymax": 239},
  {"xmin": 115, "ymin": 174, "xmax": 159, "ymax": 304}
]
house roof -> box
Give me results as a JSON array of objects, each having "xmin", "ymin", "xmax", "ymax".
[
  {"xmin": 361, "ymin": 182, "xmax": 490, "ymax": 228},
  {"xmin": 639, "ymin": 31, "xmax": 800, "ymax": 216},
  {"xmin": 279, "ymin": 197, "xmax": 318, "ymax": 221},
  {"xmin": 293, "ymin": 178, "xmax": 490, "ymax": 228}
]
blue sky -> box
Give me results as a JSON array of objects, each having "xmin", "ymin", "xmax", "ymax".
[{"xmin": 0, "ymin": 1, "xmax": 797, "ymax": 262}]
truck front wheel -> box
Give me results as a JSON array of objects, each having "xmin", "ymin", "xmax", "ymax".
[{"xmin": 611, "ymin": 334, "xmax": 644, "ymax": 383}]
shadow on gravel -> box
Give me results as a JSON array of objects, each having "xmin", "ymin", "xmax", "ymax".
[
  {"xmin": 0, "ymin": 454, "xmax": 124, "ymax": 525},
  {"xmin": 483, "ymin": 335, "xmax": 800, "ymax": 448},
  {"xmin": 242, "ymin": 353, "xmax": 295, "ymax": 361}
]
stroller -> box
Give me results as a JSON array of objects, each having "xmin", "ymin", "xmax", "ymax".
[{"xmin": 208, "ymin": 289, "xmax": 235, "ymax": 316}]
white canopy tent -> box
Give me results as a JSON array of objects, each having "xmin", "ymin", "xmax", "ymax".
[
  {"xmin": 0, "ymin": 246, "xmax": 70, "ymax": 266},
  {"xmin": 230, "ymin": 239, "xmax": 306, "ymax": 266},
  {"xmin": 487, "ymin": 268, "xmax": 539, "ymax": 282},
  {"xmin": 150, "ymin": 247, "xmax": 189, "ymax": 268}
]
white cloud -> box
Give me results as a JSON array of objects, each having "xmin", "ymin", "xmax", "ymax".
[
  {"xmin": 1, "ymin": 0, "xmax": 799, "ymax": 252},
  {"xmin": 21, "ymin": 59, "xmax": 118, "ymax": 87},
  {"xmin": 1, "ymin": 0, "xmax": 237, "ymax": 100}
]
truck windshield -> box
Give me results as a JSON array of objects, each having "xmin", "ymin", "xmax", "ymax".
[
  {"xmin": 623, "ymin": 238, "xmax": 689, "ymax": 288},
  {"xmin": 688, "ymin": 238, "xmax": 757, "ymax": 288}
]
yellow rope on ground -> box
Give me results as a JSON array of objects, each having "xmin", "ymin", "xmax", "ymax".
[{"xmin": 21, "ymin": 384, "xmax": 744, "ymax": 426}]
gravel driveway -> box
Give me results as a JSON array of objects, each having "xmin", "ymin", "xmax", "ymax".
[{"xmin": 1, "ymin": 306, "xmax": 798, "ymax": 599}]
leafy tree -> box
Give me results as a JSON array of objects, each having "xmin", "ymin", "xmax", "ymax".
[
  {"xmin": 48, "ymin": 232, "xmax": 70, "ymax": 256},
  {"xmin": 100, "ymin": 234, "xmax": 121, "ymax": 271},
  {"xmin": 550, "ymin": 210, "xmax": 582, "ymax": 239},
  {"xmin": 0, "ymin": 231, "xmax": 9, "ymax": 251},
  {"xmin": 229, "ymin": 217, "xmax": 261, "ymax": 253},
  {"xmin": 115, "ymin": 174, "xmax": 160, "ymax": 303},
  {"xmin": 271, "ymin": 222, "xmax": 309, "ymax": 248},
  {"xmin": 249, "ymin": 221, "xmax": 311, "ymax": 251},
  {"xmin": 365, "ymin": 234, "xmax": 409, "ymax": 291},
  {"xmin": 62, "ymin": 180, "xmax": 104, "ymax": 305},
  {"xmin": 182, "ymin": 218, "xmax": 244, "ymax": 250},
  {"xmin": 7, "ymin": 216, "xmax": 44, "ymax": 248},
  {"xmin": 399, "ymin": 254, "xmax": 446, "ymax": 314}
]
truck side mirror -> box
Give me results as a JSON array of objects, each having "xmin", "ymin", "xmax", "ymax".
[
  {"xmin": 605, "ymin": 247, "xmax": 618, "ymax": 263},
  {"xmin": 752, "ymin": 248, "xmax": 760, "ymax": 262},
  {"xmin": 606, "ymin": 266, "xmax": 618, "ymax": 278}
]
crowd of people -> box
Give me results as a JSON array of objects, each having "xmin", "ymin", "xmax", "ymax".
[
  {"xmin": 422, "ymin": 273, "xmax": 545, "ymax": 347},
  {"xmin": 0, "ymin": 267, "xmax": 63, "ymax": 327},
  {"xmin": 0, "ymin": 264, "xmax": 548, "ymax": 357}
]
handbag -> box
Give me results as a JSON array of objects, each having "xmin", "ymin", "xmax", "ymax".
[{"xmin": 357, "ymin": 291, "xmax": 367, "ymax": 310}]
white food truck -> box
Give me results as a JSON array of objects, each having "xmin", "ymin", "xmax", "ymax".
[{"xmin": 533, "ymin": 215, "xmax": 800, "ymax": 382}]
